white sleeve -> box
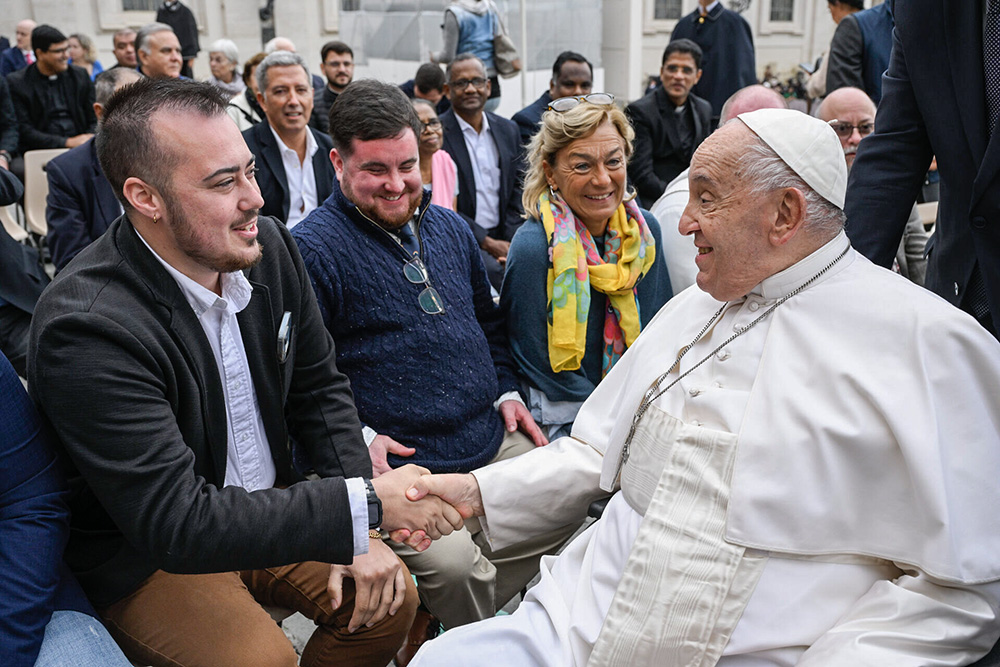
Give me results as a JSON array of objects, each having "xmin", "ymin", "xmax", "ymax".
[
  {"xmin": 472, "ymin": 435, "xmax": 606, "ymax": 551},
  {"xmin": 797, "ymin": 571, "xmax": 1000, "ymax": 666}
]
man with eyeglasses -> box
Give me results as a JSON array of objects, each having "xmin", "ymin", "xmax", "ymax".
[
  {"xmin": 819, "ymin": 86, "xmax": 928, "ymax": 285},
  {"xmin": 7, "ymin": 25, "xmax": 96, "ymax": 156},
  {"xmin": 439, "ymin": 53, "xmax": 525, "ymax": 291},
  {"xmin": 626, "ymin": 39, "xmax": 712, "ymax": 209},
  {"xmin": 292, "ymin": 79, "xmax": 567, "ymax": 664}
]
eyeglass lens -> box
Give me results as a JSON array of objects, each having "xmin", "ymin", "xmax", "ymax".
[
  {"xmin": 452, "ymin": 77, "xmax": 487, "ymax": 89},
  {"xmin": 832, "ymin": 122, "xmax": 874, "ymax": 138},
  {"xmin": 403, "ymin": 256, "xmax": 445, "ymax": 315},
  {"xmin": 548, "ymin": 93, "xmax": 616, "ymax": 112}
]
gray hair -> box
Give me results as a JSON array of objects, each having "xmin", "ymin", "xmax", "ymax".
[
  {"xmin": 135, "ymin": 22, "xmax": 174, "ymax": 55},
  {"xmin": 256, "ymin": 50, "xmax": 310, "ymax": 96},
  {"xmin": 263, "ymin": 37, "xmax": 295, "ymax": 54},
  {"xmin": 94, "ymin": 66, "xmax": 141, "ymax": 106},
  {"xmin": 208, "ymin": 38, "xmax": 239, "ymax": 65},
  {"xmin": 736, "ymin": 133, "xmax": 846, "ymax": 238}
]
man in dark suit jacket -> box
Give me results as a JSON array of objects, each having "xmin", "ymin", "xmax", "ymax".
[
  {"xmin": 0, "ymin": 19, "xmax": 34, "ymax": 77},
  {"xmin": 627, "ymin": 39, "xmax": 712, "ymax": 209},
  {"xmin": 244, "ymin": 51, "xmax": 334, "ymax": 227},
  {"xmin": 45, "ymin": 67, "xmax": 141, "ymax": 271},
  {"xmin": 0, "ymin": 167, "xmax": 48, "ymax": 378},
  {"xmin": 440, "ymin": 53, "xmax": 525, "ymax": 289},
  {"xmin": 845, "ymin": 0, "xmax": 1000, "ymax": 338},
  {"xmin": 26, "ymin": 77, "xmax": 465, "ymax": 667},
  {"xmin": 512, "ymin": 51, "xmax": 593, "ymax": 148},
  {"xmin": 7, "ymin": 25, "xmax": 96, "ymax": 154}
]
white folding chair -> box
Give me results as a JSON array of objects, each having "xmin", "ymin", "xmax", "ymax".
[
  {"xmin": 0, "ymin": 202, "xmax": 26, "ymax": 242},
  {"xmin": 23, "ymin": 148, "xmax": 69, "ymax": 237}
]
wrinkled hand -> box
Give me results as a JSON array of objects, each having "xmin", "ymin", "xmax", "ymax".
[
  {"xmin": 372, "ymin": 464, "xmax": 464, "ymax": 544},
  {"xmin": 482, "ymin": 237, "xmax": 510, "ymax": 262},
  {"xmin": 499, "ymin": 400, "xmax": 548, "ymax": 447},
  {"xmin": 368, "ymin": 434, "xmax": 415, "ymax": 478},
  {"xmin": 328, "ymin": 539, "xmax": 407, "ymax": 633}
]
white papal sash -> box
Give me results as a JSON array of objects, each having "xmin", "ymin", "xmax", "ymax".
[{"xmin": 588, "ymin": 405, "xmax": 767, "ymax": 666}]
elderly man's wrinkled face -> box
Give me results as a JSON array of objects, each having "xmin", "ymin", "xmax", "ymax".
[
  {"xmin": 679, "ymin": 122, "xmax": 779, "ymax": 301},
  {"xmin": 818, "ymin": 88, "xmax": 875, "ymax": 170},
  {"xmin": 140, "ymin": 31, "xmax": 183, "ymax": 79}
]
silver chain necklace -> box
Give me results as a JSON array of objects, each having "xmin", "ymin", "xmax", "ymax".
[{"xmin": 615, "ymin": 244, "xmax": 851, "ymax": 482}]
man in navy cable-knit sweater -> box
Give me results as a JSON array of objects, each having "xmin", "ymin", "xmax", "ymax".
[{"xmin": 292, "ymin": 80, "xmax": 579, "ymax": 658}]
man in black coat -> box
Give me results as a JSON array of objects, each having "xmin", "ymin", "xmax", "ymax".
[
  {"xmin": 671, "ymin": 0, "xmax": 757, "ymax": 122},
  {"xmin": 627, "ymin": 39, "xmax": 712, "ymax": 208},
  {"xmin": 440, "ymin": 53, "xmax": 525, "ymax": 290},
  {"xmin": 845, "ymin": 0, "xmax": 1000, "ymax": 338},
  {"xmin": 243, "ymin": 51, "xmax": 334, "ymax": 228},
  {"xmin": 7, "ymin": 25, "xmax": 95, "ymax": 154},
  {"xmin": 27, "ymin": 77, "xmax": 461, "ymax": 667}
]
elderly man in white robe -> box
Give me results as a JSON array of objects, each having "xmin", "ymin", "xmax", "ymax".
[{"xmin": 404, "ymin": 108, "xmax": 1000, "ymax": 666}]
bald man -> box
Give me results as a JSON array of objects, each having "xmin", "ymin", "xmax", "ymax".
[
  {"xmin": 650, "ymin": 84, "xmax": 787, "ymax": 292},
  {"xmin": 819, "ymin": 87, "xmax": 928, "ymax": 284},
  {"xmin": 0, "ymin": 20, "xmax": 36, "ymax": 76}
]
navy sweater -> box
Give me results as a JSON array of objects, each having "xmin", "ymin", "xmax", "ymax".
[{"xmin": 292, "ymin": 181, "xmax": 518, "ymax": 473}]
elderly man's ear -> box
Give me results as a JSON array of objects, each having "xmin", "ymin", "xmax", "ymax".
[{"xmin": 769, "ymin": 186, "xmax": 808, "ymax": 247}]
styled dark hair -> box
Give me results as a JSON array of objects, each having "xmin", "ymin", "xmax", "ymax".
[
  {"xmin": 321, "ymin": 40, "xmax": 353, "ymax": 62},
  {"xmin": 94, "ymin": 66, "xmax": 141, "ymax": 107},
  {"xmin": 328, "ymin": 79, "xmax": 422, "ymax": 158},
  {"xmin": 445, "ymin": 52, "xmax": 485, "ymax": 81},
  {"xmin": 32, "ymin": 25, "xmax": 67, "ymax": 54},
  {"xmin": 97, "ymin": 78, "xmax": 229, "ymax": 211},
  {"xmin": 828, "ymin": 0, "xmax": 864, "ymax": 10},
  {"xmin": 242, "ymin": 52, "xmax": 267, "ymax": 87},
  {"xmin": 414, "ymin": 63, "xmax": 445, "ymax": 94},
  {"xmin": 551, "ymin": 51, "xmax": 592, "ymax": 80},
  {"xmin": 663, "ymin": 38, "xmax": 703, "ymax": 68}
]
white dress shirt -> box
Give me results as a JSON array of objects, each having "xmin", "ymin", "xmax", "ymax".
[
  {"xmin": 456, "ymin": 112, "xmax": 501, "ymax": 231},
  {"xmin": 270, "ymin": 125, "xmax": 319, "ymax": 229}
]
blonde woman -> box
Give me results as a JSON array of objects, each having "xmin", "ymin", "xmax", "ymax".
[{"xmin": 68, "ymin": 33, "xmax": 103, "ymax": 80}]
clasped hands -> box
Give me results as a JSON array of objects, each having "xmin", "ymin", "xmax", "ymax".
[{"xmin": 371, "ymin": 464, "xmax": 483, "ymax": 552}]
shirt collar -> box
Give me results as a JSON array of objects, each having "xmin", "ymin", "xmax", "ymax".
[
  {"xmin": 269, "ymin": 124, "xmax": 319, "ymax": 161},
  {"xmin": 456, "ymin": 111, "xmax": 490, "ymax": 137},
  {"xmin": 700, "ymin": 0, "xmax": 720, "ymax": 15},
  {"xmin": 134, "ymin": 227, "xmax": 253, "ymax": 316},
  {"xmin": 752, "ymin": 230, "xmax": 852, "ymax": 301}
]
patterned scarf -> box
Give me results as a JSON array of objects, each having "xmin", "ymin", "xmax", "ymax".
[{"xmin": 541, "ymin": 190, "xmax": 656, "ymax": 377}]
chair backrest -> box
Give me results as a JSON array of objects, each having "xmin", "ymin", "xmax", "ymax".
[
  {"xmin": 916, "ymin": 201, "xmax": 938, "ymax": 231},
  {"xmin": 23, "ymin": 148, "xmax": 69, "ymax": 236},
  {"xmin": 0, "ymin": 203, "xmax": 26, "ymax": 242}
]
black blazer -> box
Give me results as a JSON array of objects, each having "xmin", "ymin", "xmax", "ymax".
[
  {"xmin": 845, "ymin": 0, "xmax": 1000, "ymax": 333},
  {"xmin": 626, "ymin": 86, "xmax": 712, "ymax": 208},
  {"xmin": 0, "ymin": 168, "xmax": 48, "ymax": 314},
  {"xmin": 45, "ymin": 138, "xmax": 120, "ymax": 271},
  {"xmin": 440, "ymin": 109, "xmax": 524, "ymax": 245},
  {"xmin": 7, "ymin": 64, "xmax": 96, "ymax": 152},
  {"xmin": 242, "ymin": 120, "xmax": 335, "ymax": 224},
  {"xmin": 511, "ymin": 90, "xmax": 552, "ymax": 148},
  {"xmin": 27, "ymin": 215, "xmax": 370, "ymax": 606}
]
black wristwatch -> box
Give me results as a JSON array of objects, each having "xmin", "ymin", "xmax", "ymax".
[{"xmin": 364, "ymin": 478, "xmax": 382, "ymax": 529}]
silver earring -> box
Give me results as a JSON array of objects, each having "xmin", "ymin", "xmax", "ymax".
[{"xmin": 549, "ymin": 185, "xmax": 558, "ymax": 197}]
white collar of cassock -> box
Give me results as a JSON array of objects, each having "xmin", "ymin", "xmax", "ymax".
[{"xmin": 750, "ymin": 230, "xmax": 850, "ymax": 302}]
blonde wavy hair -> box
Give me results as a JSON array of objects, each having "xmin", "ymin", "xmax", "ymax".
[{"xmin": 522, "ymin": 101, "xmax": 636, "ymax": 220}]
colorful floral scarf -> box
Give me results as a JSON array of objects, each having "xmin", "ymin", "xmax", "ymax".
[{"xmin": 540, "ymin": 190, "xmax": 656, "ymax": 377}]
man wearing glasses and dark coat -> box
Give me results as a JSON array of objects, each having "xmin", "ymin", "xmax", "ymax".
[{"xmin": 292, "ymin": 79, "xmax": 575, "ymax": 663}]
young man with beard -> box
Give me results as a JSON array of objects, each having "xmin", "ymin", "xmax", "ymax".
[
  {"xmin": 26, "ymin": 77, "xmax": 467, "ymax": 667},
  {"xmin": 292, "ymin": 80, "xmax": 571, "ymax": 664}
]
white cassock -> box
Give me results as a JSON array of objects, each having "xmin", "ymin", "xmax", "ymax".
[{"xmin": 412, "ymin": 231, "xmax": 1000, "ymax": 667}]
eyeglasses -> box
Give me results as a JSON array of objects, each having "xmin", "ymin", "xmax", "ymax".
[
  {"xmin": 420, "ymin": 118, "xmax": 442, "ymax": 132},
  {"xmin": 547, "ymin": 93, "xmax": 616, "ymax": 112},
  {"xmin": 403, "ymin": 255, "xmax": 446, "ymax": 315},
  {"xmin": 450, "ymin": 77, "xmax": 488, "ymax": 90},
  {"xmin": 827, "ymin": 120, "xmax": 874, "ymax": 139}
]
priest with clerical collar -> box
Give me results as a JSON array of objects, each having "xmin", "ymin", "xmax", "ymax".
[{"xmin": 404, "ymin": 108, "xmax": 1000, "ymax": 666}]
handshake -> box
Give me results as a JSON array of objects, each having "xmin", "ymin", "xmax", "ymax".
[{"xmin": 370, "ymin": 465, "xmax": 485, "ymax": 552}]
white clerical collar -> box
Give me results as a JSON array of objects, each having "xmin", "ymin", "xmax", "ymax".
[
  {"xmin": 752, "ymin": 230, "xmax": 851, "ymax": 301},
  {"xmin": 456, "ymin": 111, "xmax": 490, "ymax": 137},
  {"xmin": 700, "ymin": 0, "xmax": 720, "ymax": 15},
  {"xmin": 269, "ymin": 123, "xmax": 318, "ymax": 162},
  {"xmin": 134, "ymin": 226, "xmax": 253, "ymax": 316}
]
